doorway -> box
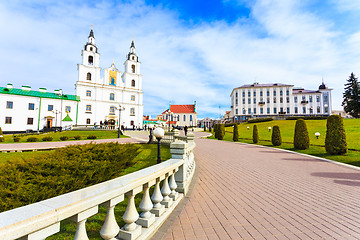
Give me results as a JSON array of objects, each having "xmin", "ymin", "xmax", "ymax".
[{"xmin": 47, "ymin": 119, "xmax": 53, "ymax": 128}]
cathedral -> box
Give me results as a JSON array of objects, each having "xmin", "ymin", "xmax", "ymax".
[{"xmin": 0, "ymin": 28, "xmax": 144, "ymax": 133}]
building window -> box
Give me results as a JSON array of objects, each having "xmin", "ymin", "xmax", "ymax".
[
  {"xmin": 280, "ymin": 90, "xmax": 283, "ymax": 96},
  {"xmin": 286, "ymin": 97, "xmax": 289, "ymax": 103},
  {"xmin": 309, "ymin": 96, "xmax": 313, "ymax": 102},
  {"xmin": 110, "ymin": 106, "xmax": 115, "ymax": 113},
  {"xmin": 267, "ymin": 98, "xmax": 270, "ymax": 103},
  {"xmin": 302, "ymin": 96, "xmax": 306, "ymax": 101},
  {"xmin": 235, "ymin": 92, "xmax": 238, "ymax": 97},
  {"xmin": 294, "ymin": 97, "xmax": 297, "ymax": 103},
  {"xmin": 27, "ymin": 118, "xmax": 34, "ymax": 125},
  {"xmin": 273, "ymin": 107, "xmax": 277, "ymax": 114},
  {"xmin": 267, "ymin": 90, "xmax": 270, "ymax": 96},
  {"xmin": 90, "ymin": 47, "xmax": 93, "ymax": 51},
  {"xmin": 131, "ymin": 95, "xmax": 135, "ymax": 101},
  {"xmin": 86, "ymin": 105, "xmax": 92, "ymax": 112},
  {"xmin": 280, "ymin": 97, "xmax": 283, "ymax": 103},
  {"xmin": 316, "ymin": 96, "xmax": 320, "ymax": 102},
  {"xmin": 273, "ymin": 97, "xmax": 276, "ymax": 103},
  {"xmin": 243, "ymin": 109, "xmax": 246, "ymax": 114},
  {"xmin": 248, "ymin": 91, "xmax": 250, "ymax": 97},
  {"xmin": 87, "ymin": 72, "xmax": 91, "ymax": 80},
  {"xmin": 132, "ymin": 65, "xmax": 136, "ymax": 73},
  {"xmin": 267, "ymin": 108, "xmax": 270, "ymax": 114},
  {"xmin": 190, "ymin": 115, "xmax": 193, "ymax": 121},
  {"xmin": 242, "ymin": 99, "xmax": 245, "ymax": 104},
  {"xmin": 131, "ymin": 80, "xmax": 135, "ymax": 87},
  {"xmin": 183, "ymin": 115, "xmax": 186, "ymax": 121},
  {"xmin": 273, "ymin": 90, "xmax": 276, "ymax": 96},
  {"xmin": 86, "ymin": 118, "xmax": 91, "ymax": 124},
  {"xmin": 310, "ymin": 108, "xmax": 313, "ymax": 114},
  {"xmin": 260, "ymin": 91, "xmax": 263, "ymax": 97},
  {"xmin": 286, "ymin": 89, "xmax": 289, "ymax": 96},
  {"xmin": 130, "ymin": 120, "xmax": 134, "ymax": 126},
  {"xmin": 253, "ymin": 98, "xmax": 256, "ymax": 104},
  {"xmin": 6, "ymin": 101, "xmax": 13, "ymax": 109},
  {"xmin": 253, "ymin": 91, "xmax": 256, "ymax": 97},
  {"xmin": 88, "ymin": 56, "xmax": 93, "ymax": 65},
  {"xmin": 132, "ymin": 56, "xmax": 135, "ymax": 60},
  {"xmin": 5, "ymin": 117, "xmax": 12, "ymax": 124},
  {"xmin": 110, "ymin": 93, "xmax": 115, "ymax": 101},
  {"xmin": 325, "ymin": 107, "xmax": 329, "ymax": 113},
  {"xmin": 130, "ymin": 108, "xmax": 135, "ymax": 116},
  {"xmin": 242, "ymin": 91, "xmax": 245, "ymax": 97},
  {"xmin": 280, "ymin": 107, "xmax": 283, "ymax": 113},
  {"xmin": 295, "ymin": 107, "xmax": 298, "ymax": 113},
  {"xmin": 248, "ymin": 98, "xmax": 251, "ymax": 104},
  {"xmin": 253, "ymin": 108, "xmax": 256, "ymax": 114},
  {"xmin": 317, "ymin": 106, "xmax": 321, "ymax": 113},
  {"xmin": 235, "ymin": 109, "xmax": 238, "ymax": 114},
  {"xmin": 235, "ymin": 99, "xmax": 238, "ymax": 105},
  {"xmin": 324, "ymin": 95, "xmax": 328, "ymax": 102},
  {"xmin": 303, "ymin": 107, "xmax": 306, "ymax": 114},
  {"xmin": 287, "ymin": 107, "xmax": 290, "ymax": 113},
  {"xmin": 28, "ymin": 103, "xmax": 35, "ymax": 110},
  {"xmin": 48, "ymin": 105, "xmax": 53, "ymax": 111},
  {"xmin": 248, "ymin": 108, "xmax": 251, "ymax": 114},
  {"xmin": 86, "ymin": 90, "xmax": 91, "ymax": 97},
  {"xmin": 260, "ymin": 108, "xmax": 263, "ymax": 114}
]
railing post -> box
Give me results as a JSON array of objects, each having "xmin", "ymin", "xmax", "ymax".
[
  {"xmin": 170, "ymin": 140, "xmax": 188, "ymax": 194},
  {"xmin": 186, "ymin": 132, "xmax": 195, "ymax": 143},
  {"xmin": 169, "ymin": 169, "xmax": 179, "ymax": 200},
  {"xmin": 100, "ymin": 195, "xmax": 124, "ymax": 240},
  {"xmin": 150, "ymin": 177, "xmax": 165, "ymax": 217},
  {"xmin": 137, "ymin": 182, "xmax": 156, "ymax": 228},
  {"xmin": 71, "ymin": 206, "xmax": 98, "ymax": 240},
  {"xmin": 160, "ymin": 173, "xmax": 173, "ymax": 208}
]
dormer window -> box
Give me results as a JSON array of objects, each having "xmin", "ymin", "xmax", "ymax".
[
  {"xmin": 131, "ymin": 80, "xmax": 135, "ymax": 87},
  {"xmin": 132, "ymin": 65, "xmax": 135, "ymax": 73},
  {"xmin": 87, "ymin": 72, "xmax": 91, "ymax": 80},
  {"xmin": 88, "ymin": 56, "xmax": 93, "ymax": 65}
]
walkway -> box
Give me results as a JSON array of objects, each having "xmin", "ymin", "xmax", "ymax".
[{"xmin": 155, "ymin": 134, "xmax": 360, "ymax": 240}]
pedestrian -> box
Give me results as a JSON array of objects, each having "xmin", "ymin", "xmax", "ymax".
[
  {"xmin": 184, "ymin": 125, "xmax": 188, "ymax": 136},
  {"xmin": 100, "ymin": 120, "xmax": 103, "ymax": 129}
]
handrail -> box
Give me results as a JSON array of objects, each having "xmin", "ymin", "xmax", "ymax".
[{"xmin": 0, "ymin": 139, "xmax": 196, "ymax": 240}]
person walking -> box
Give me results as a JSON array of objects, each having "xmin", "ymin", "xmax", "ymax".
[{"xmin": 184, "ymin": 125, "xmax": 188, "ymax": 136}]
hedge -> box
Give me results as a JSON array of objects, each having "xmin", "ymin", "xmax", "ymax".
[
  {"xmin": 325, "ymin": 115, "xmax": 347, "ymax": 155},
  {"xmin": 233, "ymin": 124, "xmax": 239, "ymax": 142},
  {"xmin": 218, "ymin": 124, "xmax": 225, "ymax": 140},
  {"xmin": 253, "ymin": 125, "xmax": 259, "ymax": 143},
  {"xmin": 248, "ymin": 118, "xmax": 273, "ymax": 123},
  {"xmin": 293, "ymin": 119, "xmax": 310, "ymax": 150},
  {"xmin": 286, "ymin": 116, "xmax": 327, "ymax": 120}
]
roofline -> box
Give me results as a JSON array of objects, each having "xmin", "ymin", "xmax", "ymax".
[{"xmin": 0, "ymin": 87, "xmax": 80, "ymax": 101}]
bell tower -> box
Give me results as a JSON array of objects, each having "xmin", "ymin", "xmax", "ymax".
[{"xmin": 123, "ymin": 40, "xmax": 142, "ymax": 89}]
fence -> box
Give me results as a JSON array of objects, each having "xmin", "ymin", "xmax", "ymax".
[{"xmin": 0, "ymin": 137, "xmax": 196, "ymax": 240}]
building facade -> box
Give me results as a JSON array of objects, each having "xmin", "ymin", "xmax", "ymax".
[
  {"xmin": 230, "ymin": 82, "xmax": 332, "ymax": 121},
  {"xmin": 162, "ymin": 104, "xmax": 197, "ymax": 127}
]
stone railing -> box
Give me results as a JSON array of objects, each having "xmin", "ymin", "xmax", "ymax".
[{"xmin": 0, "ymin": 139, "xmax": 196, "ymax": 240}]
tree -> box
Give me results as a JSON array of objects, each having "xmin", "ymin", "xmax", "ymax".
[
  {"xmin": 214, "ymin": 124, "xmax": 218, "ymax": 139},
  {"xmin": 203, "ymin": 125, "xmax": 207, "ymax": 131},
  {"xmin": 209, "ymin": 126, "xmax": 212, "ymax": 132},
  {"xmin": 218, "ymin": 124, "xmax": 225, "ymax": 140},
  {"xmin": 293, "ymin": 119, "xmax": 310, "ymax": 150},
  {"xmin": 271, "ymin": 125, "xmax": 282, "ymax": 146},
  {"xmin": 233, "ymin": 123, "xmax": 239, "ymax": 142},
  {"xmin": 253, "ymin": 125, "xmax": 259, "ymax": 143},
  {"xmin": 325, "ymin": 115, "xmax": 347, "ymax": 155},
  {"xmin": 342, "ymin": 72, "xmax": 360, "ymax": 118}
]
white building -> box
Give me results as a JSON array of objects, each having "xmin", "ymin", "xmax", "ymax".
[
  {"xmin": 230, "ymin": 82, "xmax": 332, "ymax": 121},
  {"xmin": 161, "ymin": 104, "xmax": 197, "ymax": 127},
  {"xmin": 75, "ymin": 29, "xmax": 143, "ymax": 128},
  {"xmin": 0, "ymin": 28, "xmax": 144, "ymax": 133}
]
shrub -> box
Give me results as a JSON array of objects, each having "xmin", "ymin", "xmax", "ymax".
[
  {"xmin": 60, "ymin": 136, "xmax": 68, "ymax": 141},
  {"xmin": 293, "ymin": 119, "xmax": 310, "ymax": 150},
  {"xmin": 286, "ymin": 116, "xmax": 327, "ymax": 120},
  {"xmin": 248, "ymin": 118, "xmax": 273, "ymax": 123},
  {"xmin": 224, "ymin": 123, "xmax": 236, "ymax": 127},
  {"xmin": 253, "ymin": 125, "xmax": 259, "ymax": 143},
  {"xmin": 42, "ymin": 136, "xmax": 53, "ymax": 142},
  {"xmin": 13, "ymin": 136, "xmax": 21, "ymax": 142},
  {"xmin": 26, "ymin": 137, "xmax": 38, "ymax": 142},
  {"xmin": 271, "ymin": 125, "xmax": 282, "ymax": 146},
  {"xmin": 87, "ymin": 135, "xmax": 97, "ymax": 139},
  {"xmin": 208, "ymin": 126, "xmax": 212, "ymax": 132},
  {"xmin": 204, "ymin": 125, "xmax": 207, "ymax": 131},
  {"xmin": 325, "ymin": 115, "xmax": 347, "ymax": 155},
  {"xmin": 233, "ymin": 124, "xmax": 239, "ymax": 142},
  {"xmin": 0, "ymin": 127, "xmax": 3, "ymax": 142},
  {"xmin": 214, "ymin": 124, "xmax": 219, "ymax": 139},
  {"xmin": 74, "ymin": 135, "xmax": 81, "ymax": 140},
  {"xmin": 218, "ymin": 124, "xmax": 225, "ymax": 140}
]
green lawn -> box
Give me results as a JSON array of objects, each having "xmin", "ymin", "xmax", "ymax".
[
  {"xmin": 0, "ymin": 130, "xmax": 128, "ymax": 143},
  {"xmin": 209, "ymin": 118, "xmax": 360, "ymax": 167}
]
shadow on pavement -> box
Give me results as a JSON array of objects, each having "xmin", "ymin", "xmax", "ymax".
[
  {"xmin": 333, "ymin": 180, "xmax": 360, "ymax": 186},
  {"xmin": 311, "ymin": 172, "xmax": 360, "ymax": 180},
  {"xmin": 281, "ymin": 158, "xmax": 321, "ymax": 162}
]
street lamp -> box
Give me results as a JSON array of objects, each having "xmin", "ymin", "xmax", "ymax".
[
  {"xmin": 116, "ymin": 105, "xmax": 125, "ymax": 138},
  {"xmin": 52, "ymin": 110, "xmax": 61, "ymax": 132},
  {"xmin": 315, "ymin": 132, "xmax": 320, "ymax": 139},
  {"xmin": 167, "ymin": 111, "xmax": 173, "ymax": 132},
  {"xmin": 247, "ymin": 126, "xmax": 250, "ymax": 130},
  {"xmin": 153, "ymin": 127, "xmax": 165, "ymax": 164},
  {"xmin": 268, "ymin": 126, "xmax": 272, "ymax": 132}
]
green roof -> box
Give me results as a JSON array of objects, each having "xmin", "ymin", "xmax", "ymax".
[
  {"xmin": 62, "ymin": 114, "xmax": 73, "ymax": 122},
  {"xmin": 0, "ymin": 87, "xmax": 80, "ymax": 101}
]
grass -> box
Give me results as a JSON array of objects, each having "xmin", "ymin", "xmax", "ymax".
[
  {"xmin": 209, "ymin": 118, "xmax": 360, "ymax": 167},
  {"xmin": 0, "ymin": 130, "xmax": 128, "ymax": 143}
]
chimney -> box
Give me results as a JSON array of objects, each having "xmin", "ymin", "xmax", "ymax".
[
  {"xmin": 39, "ymin": 88, "xmax": 47, "ymax": 93},
  {"xmin": 22, "ymin": 85, "xmax": 31, "ymax": 91},
  {"xmin": 6, "ymin": 83, "xmax": 13, "ymax": 89}
]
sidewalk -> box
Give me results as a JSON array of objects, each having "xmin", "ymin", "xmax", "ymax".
[{"xmin": 155, "ymin": 135, "xmax": 360, "ymax": 240}]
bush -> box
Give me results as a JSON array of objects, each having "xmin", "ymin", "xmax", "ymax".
[
  {"xmin": 233, "ymin": 124, "xmax": 239, "ymax": 142},
  {"xmin": 27, "ymin": 137, "xmax": 38, "ymax": 142},
  {"xmin": 42, "ymin": 136, "xmax": 53, "ymax": 141},
  {"xmin": 286, "ymin": 116, "xmax": 327, "ymax": 120},
  {"xmin": 60, "ymin": 136, "xmax": 68, "ymax": 141},
  {"xmin": 13, "ymin": 136, "xmax": 21, "ymax": 142},
  {"xmin": 293, "ymin": 119, "xmax": 310, "ymax": 150},
  {"xmin": 204, "ymin": 125, "xmax": 207, "ymax": 131},
  {"xmin": 224, "ymin": 123, "xmax": 236, "ymax": 127},
  {"xmin": 74, "ymin": 135, "xmax": 81, "ymax": 140},
  {"xmin": 218, "ymin": 124, "xmax": 225, "ymax": 140},
  {"xmin": 87, "ymin": 135, "xmax": 97, "ymax": 139},
  {"xmin": 208, "ymin": 126, "xmax": 212, "ymax": 132},
  {"xmin": 271, "ymin": 125, "xmax": 282, "ymax": 146},
  {"xmin": 214, "ymin": 124, "xmax": 219, "ymax": 139},
  {"xmin": 0, "ymin": 127, "xmax": 3, "ymax": 142},
  {"xmin": 325, "ymin": 115, "xmax": 347, "ymax": 155},
  {"xmin": 248, "ymin": 118, "xmax": 273, "ymax": 123},
  {"xmin": 253, "ymin": 125, "xmax": 259, "ymax": 143}
]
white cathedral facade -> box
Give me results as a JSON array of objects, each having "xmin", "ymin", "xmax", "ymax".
[
  {"xmin": 0, "ymin": 29, "xmax": 143, "ymax": 133},
  {"xmin": 76, "ymin": 29, "xmax": 143, "ymax": 128}
]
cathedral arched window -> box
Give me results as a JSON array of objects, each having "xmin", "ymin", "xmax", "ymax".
[
  {"xmin": 88, "ymin": 56, "xmax": 93, "ymax": 65},
  {"xmin": 90, "ymin": 47, "xmax": 93, "ymax": 51},
  {"xmin": 132, "ymin": 56, "xmax": 135, "ymax": 60},
  {"xmin": 131, "ymin": 80, "xmax": 135, "ymax": 87},
  {"xmin": 110, "ymin": 93, "xmax": 115, "ymax": 101},
  {"xmin": 87, "ymin": 72, "xmax": 91, "ymax": 80},
  {"xmin": 132, "ymin": 64, "xmax": 135, "ymax": 73}
]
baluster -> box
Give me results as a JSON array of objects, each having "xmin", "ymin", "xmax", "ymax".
[
  {"xmin": 118, "ymin": 190, "xmax": 141, "ymax": 240},
  {"xmin": 137, "ymin": 182, "xmax": 156, "ymax": 228},
  {"xmin": 71, "ymin": 206, "xmax": 98, "ymax": 240},
  {"xmin": 100, "ymin": 195, "xmax": 124, "ymax": 240},
  {"xmin": 169, "ymin": 170, "xmax": 179, "ymax": 201},
  {"xmin": 161, "ymin": 173, "xmax": 173, "ymax": 208},
  {"xmin": 151, "ymin": 177, "xmax": 165, "ymax": 217}
]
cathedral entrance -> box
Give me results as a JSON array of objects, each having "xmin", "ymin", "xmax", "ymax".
[
  {"xmin": 108, "ymin": 119, "xmax": 115, "ymax": 130},
  {"xmin": 47, "ymin": 119, "xmax": 53, "ymax": 128}
]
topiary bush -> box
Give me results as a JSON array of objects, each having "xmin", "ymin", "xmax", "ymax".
[
  {"xmin": 214, "ymin": 124, "xmax": 219, "ymax": 139},
  {"xmin": 87, "ymin": 135, "xmax": 97, "ymax": 139},
  {"xmin": 218, "ymin": 124, "xmax": 225, "ymax": 140},
  {"xmin": 233, "ymin": 123, "xmax": 239, "ymax": 142},
  {"xmin": 253, "ymin": 125, "xmax": 259, "ymax": 143},
  {"xmin": 293, "ymin": 119, "xmax": 310, "ymax": 150},
  {"xmin": 74, "ymin": 135, "xmax": 81, "ymax": 140},
  {"xmin": 271, "ymin": 125, "xmax": 282, "ymax": 146},
  {"xmin": 26, "ymin": 137, "xmax": 38, "ymax": 142},
  {"xmin": 203, "ymin": 125, "xmax": 206, "ymax": 131},
  {"xmin": 42, "ymin": 136, "xmax": 53, "ymax": 142},
  {"xmin": 325, "ymin": 115, "xmax": 347, "ymax": 155},
  {"xmin": 13, "ymin": 136, "xmax": 21, "ymax": 142},
  {"xmin": 0, "ymin": 127, "xmax": 3, "ymax": 142},
  {"xmin": 248, "ymin": 118, "xmax": 273, "ymax": 123},
  {"xmin": 208, "ymin": 126, "xmax": 212, "ymax": 132},
  {"xmin": 60, "ymin": 136, "xmax": 68, "ymax": 141}
]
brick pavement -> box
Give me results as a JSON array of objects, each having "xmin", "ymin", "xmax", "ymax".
[{"xmin": 157, "ymin": 137, "xmax": 360, "ymax": 240}]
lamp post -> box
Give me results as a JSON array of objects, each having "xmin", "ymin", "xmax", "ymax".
[
  {"xmin": 153, "ymin": 127, "xmax": 165, "ymax": 164},
  {"xmin": 116, "ymin": 105, "xmax": 125, "ymax": 138},
  {"xmin": 268, "ymin": 126, "xmax": 272, "ymax": 132},
  {"xmin": 167, "ymin": 111, "xmax": 173, "ymax": 132},
  {"xmin": 52, "ymin": 110, "xmax": 61, "ymax": 132},
  {"xmin": 247, "ymin": 126, "xmax": 250, "ymax": 130},
  {"xmin": 315, "ymin": 132, "xmax": 320, "ymax": 139}
]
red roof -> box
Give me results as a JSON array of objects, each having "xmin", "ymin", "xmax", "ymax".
[
  {"xmin": 167, "ymin": 105, "xmax": 196, "ymax": 113},
  {"xmin": 166, "ymin": 121, "xmax": 178, "ymax": 124},
  {"xmin": 225, "ymin": 111, "xmax": 230, "ymax": 114}
]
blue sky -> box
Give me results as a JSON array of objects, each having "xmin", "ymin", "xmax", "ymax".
[{"xmin": 1, "ymin": 0, "xmax": 360, "ymax": 119}]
